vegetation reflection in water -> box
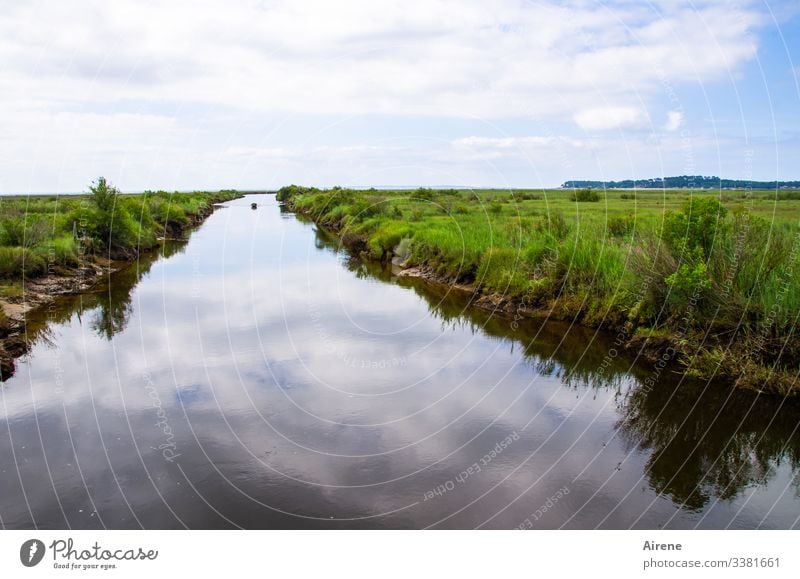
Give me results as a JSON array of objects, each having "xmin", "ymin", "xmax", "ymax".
[
  {"xmin": 23, "ymin": 240, "xmax": 186, "ymax": 347},
  {"xmin": 311, "ymin": 220, "xmax": 800, "ymax": 513}
]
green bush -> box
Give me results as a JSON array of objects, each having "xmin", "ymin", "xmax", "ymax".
[
  {"xmin": 663, "ymin": 197, "xmax": 727, "ymax": 258},
  {"xmin": 522, "ymin": 234, "xmax": 558, "ymax": 268},
  {"xmin": 149, "ymin": 197, "xmax": 188, "ymax": 226},
  {"xmin": 665, "ymin": 261, "xmax": 711, "ymax": 306},
  {"xmin": 368, "ymin": 222, "xmax": 413, "ymax": 259},
  {"xmin": 0, "ymin": 216, "xmax": 51, "ymax": 248},
  {"xmin": 412, "ymin": 188, "xmax": 435, "ymax": 201},
  {"xmin": 607, "ymin": 215, "xmax": 634, "ymax": 237},
  {"xmin": 539, "ymin": 212, "xmax": 571, "ymax": 240},
  {"xmin": 34, "ymin": 235, "xmax": 80, "ymax": 266},
  {"xmin": 0, "ymin": 247, "xmax": 46, "ymax": 279},
  {"xmin": 570, "ymin": 188, "xmax": 600, "ymax": 202}
]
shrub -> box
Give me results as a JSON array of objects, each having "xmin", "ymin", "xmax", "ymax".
[
  {"xmin": 0, "ymin": 247, "xmax": 46, "ymax": 279},
  {"xmin": 665, "ymin": 261, "xmax": 711, "ymax": 306},
  {"xmin": 570, "ymin": 188, "xmax": 600, "ymax": 202},
  {"xmin": 412, "ymin": 188, "xmax": 435, "ymax": 201},
  {"xmin": 348, "ymin": 198, "xmax": 391, "ymax": 222},
  {"xmin": 89, "ymin": 177, "xmax": 118, "ymax": 212},
  {"xmin": 663, "ymin": 197, "xmax": 727, "ymax": 258},
  {"xmin": 522, "ymin": 235, "xmax": 558, "ymax": 269},
  {"xmin": 0, "ymin": 216, "xmax": 50, "ymax": 248},
  {"xmin": 277, "ymin": 184, "xmax": 318, "ymax": 202},
  {"xmin": 34, "ymin": 235, "xmax": 80, "ymax": 266},
  {"xmin": 607, "ymin": 215, "xmax": 634, "ymax": 237},
  {"xmin": 368, "ymin": 222, "xmax": 413, "ymax": 259},
  {"xmin": 539, "ymin": 211, "xmax": 570, "ymax": 240}
]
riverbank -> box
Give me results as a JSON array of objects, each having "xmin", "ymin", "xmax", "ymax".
[
  {"xmin": 278, "ymin": 185, "xmax": 800, "ymax": 397},
  {"xmin": 0, "ymin": 184, "xmax": 243, "ymax": 380}
]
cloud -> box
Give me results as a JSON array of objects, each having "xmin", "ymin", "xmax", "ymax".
[
  {"xmin": 451, "ymin": 136, "xmax": 598, "ymax": 159},
  {"xmin": 573, "ymin": 106, "xmax": 649, "ymax": 131},
  {"xmin": 0, "ymin": 0, "xmax": 771, "ymax": 191},
  {"xmin": 0, "ymin": 0, "xmax": 762, "ymax": 119},
  {"xmin": 664, "ymin": 110, "xmax": 684, "ymax": 132}
]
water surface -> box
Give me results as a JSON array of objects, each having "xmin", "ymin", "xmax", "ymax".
[{"xmin": 1, "ymin": 194, "xmax": 798, "ymax": 529}]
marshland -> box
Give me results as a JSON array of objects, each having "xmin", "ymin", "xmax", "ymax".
[
  {"xmin": 0, "ymin": 189, "xmax": 798, "ymax": 529},
  {"xmin": 278, "ymin": 185, "xmax": 800, "ymax": 396}
]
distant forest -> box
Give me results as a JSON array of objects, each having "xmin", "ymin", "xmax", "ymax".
[{"xmin": 562, "ymin": 176, "xmax": 800, "ymax": 189}]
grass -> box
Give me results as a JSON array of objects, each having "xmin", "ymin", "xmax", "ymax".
[
  {"xmin": 278, "ymin": 184, "xmax": 800, "ymax": 395},
  {"xmin": 0, "ymin": 178, "xmax": 241, "ymax": 281}
]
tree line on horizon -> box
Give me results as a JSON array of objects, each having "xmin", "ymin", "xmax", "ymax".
[{"xmin": 562, "ymin": 175, "xmax": 800, "ymax": 190}]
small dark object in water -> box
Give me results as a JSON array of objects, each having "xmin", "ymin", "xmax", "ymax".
[{"xmin": 251, "ymin": 202, "xmax": 258, "ymax": 209}]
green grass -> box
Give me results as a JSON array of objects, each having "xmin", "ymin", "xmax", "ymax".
[
  {"xmin": 0, "ymin": 178, "xmax": 241, "ymax": 281},
  {"xmin": 279, "ymin": 185, "xmax": 800, "ymax": 393}
]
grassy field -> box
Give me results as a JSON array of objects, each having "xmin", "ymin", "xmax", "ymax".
[
  {"xmin": 278, "ymin": 185, "xmax": 800, "ymax": 395},
  {"xmin": 0, "ymin": 178, "xmax": 240, "ymax": 281}
]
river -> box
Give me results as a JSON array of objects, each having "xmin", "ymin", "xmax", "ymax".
[{"xmin": 1, "ymin": 194, "xmax": 798, "ymax": 529}]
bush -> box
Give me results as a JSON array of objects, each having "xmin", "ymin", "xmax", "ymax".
[
  {"xmin": 412, "ymin": 188, "xmax": 435, "ymax": 201},
  {"xmin": 522, "ymin": 235, "xmax": 559, "ymax": 269},
  {"xmin": 0, "ymin": 216, "xmax": 50, "ymax": 248},
  {"xmin": 663, "ymin": 196, "xmax": 727, "ymax": 258},
  {"xmin": 34, "ymin": 235, "xmax": 80, "ymax": 266},
  {"xmin": 539, "ymin": 211, "xmax": 571, "ymax": 240},
  {"xmin": 0, "ymin": 247, "xmax": 46, "ymax": 279},
  {"xmin": 665, "ymin": 261, "xmax": 711, "ymax": 306},
  {"xmin": 148, "ymin": 197, "xmax": 188, "ymax": 227},
  {"xmin": 277, "ymin": 184, "xmax": 318, "ymax": 202},
  {"xmin": 570, "ymin": 188, "xmax": 600, "ymax": 202},
  {"xmin": 607, "ymin": 215, "xmax": 634, "ymax": 237},
  {"xmin": 348, "ymin": 198, "xmax": 390, "ymax": 223},
  {"xmin": 368, "ymin": 222, "xmax": 412, "ymax": 259}
]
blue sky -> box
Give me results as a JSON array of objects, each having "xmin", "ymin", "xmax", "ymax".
[{"xmin": 0, "ymin": 0, "xmax": 798, "ymax": 193}]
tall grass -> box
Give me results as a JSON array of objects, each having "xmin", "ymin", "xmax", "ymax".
[
  {"xmin": 279, "ymin": 185, "xmax": 800, "ymax": 391},
  {"xmin": 0, "ymin": 178, "xmax": 240, "ymax": 280}
]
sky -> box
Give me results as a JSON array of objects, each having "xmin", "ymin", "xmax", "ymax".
[{"xmin": 0, "ymin": 0, "xmax": 798, "ymax": 193}]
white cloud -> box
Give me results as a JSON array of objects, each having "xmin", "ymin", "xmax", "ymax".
[
  {"xmin": 664, "ymin": 110, "xmax": 685, "ymax": 132},
  {"xmin": 451, "ymin": 136, "xmax": 598, "ymax": 158},
  {"xmin": 0, "ymin": 0, "xmax": 768, "ymax": 191},
  {"xmin": 0, "ymin": 0, "xmax": 761, "ymax": 119},
  {"xmin": 573, "ymin": 106, "xmax": 649, "ymax": 131}
]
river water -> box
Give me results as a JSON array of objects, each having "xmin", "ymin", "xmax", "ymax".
[{"xmin": 1, "ymin": 194, "xmax": 798, "ymax": 529}]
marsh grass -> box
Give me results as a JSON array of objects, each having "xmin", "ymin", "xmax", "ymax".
[
  {"xmin": 0, "ymin": 179, "xmax": 240, "ymax": 280},
  {"xmin": 280, "ymin": 185, "xmax": 800, "ymax": 391}
]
